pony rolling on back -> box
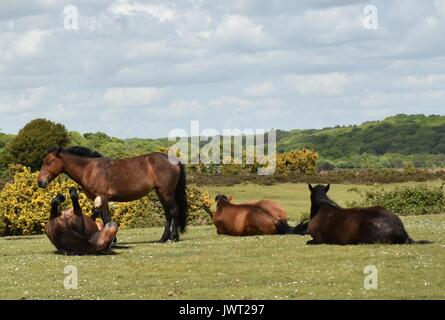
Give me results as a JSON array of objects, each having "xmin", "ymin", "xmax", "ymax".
[
  {"xmin": 307, "ymin": 184, "xmax": 430, "ymax": 245},
  {"xmin": 46, "ymin": 187, "xmax": 118, "ymax": 254},
  {"xmin": 213, "ymin": 195, "xmax": 308, "ymax": 236}
]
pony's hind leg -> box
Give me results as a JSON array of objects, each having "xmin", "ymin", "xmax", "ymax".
[
  {"xmin": 160, "ymin": 217, "xmax": 172, "ymax": 243},
  {"xmin": 69, "ymin": 187, "xmax": 82, "ymax": 216},
  {"xmin": 156, "ymin": 189, "xmax": 180, "ymax": 242},
  {"xmin": 168, "ymin": 202, "xmax": 180, "ymax": 242}
]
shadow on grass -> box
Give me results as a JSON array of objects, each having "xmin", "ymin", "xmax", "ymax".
[
  {"xmin": 118, "ymin": 240, "xmax": 168, "ymax": 245},
  {"xmin": 5, "ymin": 236, "xmax": 43, "ymax": 241},
  {"xmin": 53, "ymin": 249, "xmax": 123, "ymax": 256}
]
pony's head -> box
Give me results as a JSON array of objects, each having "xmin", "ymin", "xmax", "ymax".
[
  {"xmin": 215, "ymin": 194, "xmax": 233, "ymax": 203},
  {"xmin": 37, "ymin": 147, "xmax": 64, "ymax": 188},
  {"xmin": 308, "ymin": 184, "xmax": 337, "ymax": 217},
  {"xmin": 308, "ymin": 184, "xmax": 330, "ymax": 197}
]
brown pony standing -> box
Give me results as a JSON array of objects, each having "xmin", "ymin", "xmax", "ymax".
[
  {"xmin": 213, "ymin": 195, "xmax": 308, "ymax": 236},
  {"xmin": 38, "ymin": 146, "xmax": 188, "ymax": 242},
  {"xmin": 307, "ymin": 184, "xmax": 430, "ymax": 245},
  {"xmin": 47, "ymin": 187, "xmax": 118, "ymax": 254}
]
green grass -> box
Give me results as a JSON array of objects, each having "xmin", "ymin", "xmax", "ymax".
[{"xmin": 0, "ymin": 183, "xmax": 444, "ymax": 300}]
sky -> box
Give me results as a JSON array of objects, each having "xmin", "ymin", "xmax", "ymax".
[{"xmin": 0, "ymin": 0, "xmax": 445, "ymax": 138}]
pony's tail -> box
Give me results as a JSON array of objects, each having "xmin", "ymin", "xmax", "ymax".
[
  {"xmin": 275, "ymin": 219, "xmax": 309, "ymax": 235},
  {"xmin": 275, "ymin": 219, "xmax": 295, "ymax": 235},
  {"xmin": 175, "ymin": 162, "xmax": 189, "ymax": 233},
  {"xmin": 294, "ymin": 220, "xmax": 310, "ymax": 235},
  {"xmin": 406, "ymin": 237, "xmax": 432, "ymax": 245},
  {"xmin": 50, "ymin": 194, "xmax": 66, "ymax": 219}
]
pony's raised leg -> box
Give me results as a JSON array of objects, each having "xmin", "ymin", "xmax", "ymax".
[
  {"xmin": 69, "ymin": 187, "xmax": 82, "ymax": 216},
  {"xmin": 69, "ymin": 187, "xmax": 86, "ymax": 236},
  {"xmin": 50, "ymin": 194, "xmax": 66, "ymax": 219}
]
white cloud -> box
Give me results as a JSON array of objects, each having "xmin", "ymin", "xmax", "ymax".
[
  {"xmin": 287, "ymin": 73, "xmax": 348, "ymax": 96},
  {"xmin": 0, "ymin": 86, "xmax": 48, "ymax": 113},
  {"xmin": 401, "ymin": 74, "xmax": 445, "ymax": 88},
  {"xmin": 244, "ymin": 81, "xmax": 277, "ymax": 97},
  {"xmin": 109, "ymin": 1, "xmax": 178, "ymax": 22},
  {"xmin": 103, "ymin": 87, "xmax": 164, "ymax": 108},
  {"xmin": 210, "ymin": 96, "xmax": 254, "ymax": 113},
  {"xmin": 206, "ymin": 14, "xmax": 273, "ymax": 50},
  {"xmin": 0, "ymin": 1, "xmax": 445, "ymax": 137},
  {"xmin": 0, "ymin": 30, "xmax": 50, "ymax": 63}
]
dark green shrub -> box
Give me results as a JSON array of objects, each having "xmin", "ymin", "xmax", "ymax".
[
  {"xmin": 1, "ymin": 119, "xmax": 69, "ymax": 171},
  {"xmin": 317, "ymin": 160, "xmax": 336, "ymax": 172},
  {"xmin": 347, "ymin": 184, "xmax": 445, "ymax": 215}
]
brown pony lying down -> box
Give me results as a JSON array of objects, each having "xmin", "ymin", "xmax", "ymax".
[
  {"xmin": 307, "ymin": 184, "xmax": 430, "ymax": 245},
  {"xmin": 46, "ymin": 187, "xmax": 118, "ymax": 255},
  {"xmin": 213, "ymin": 195, "xmax": 308, "ymax": 236}
]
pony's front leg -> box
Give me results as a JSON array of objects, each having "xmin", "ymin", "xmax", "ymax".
[
  {"xmin": 93, "ymin": 196, "xmax": 112, "ymax": 224},
  {"xmin": 93, "ymin": 196, "xmax": 117, "ymax": 243}
]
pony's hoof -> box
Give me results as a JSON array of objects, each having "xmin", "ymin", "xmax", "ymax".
[{"xmin": 106, "ymin": 221, "xmax": 118, "ymax": 229}]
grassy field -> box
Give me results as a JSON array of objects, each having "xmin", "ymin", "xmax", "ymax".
[{"xmin": 0, "ymin": 183, "xmax": 444, "ymax": 300}]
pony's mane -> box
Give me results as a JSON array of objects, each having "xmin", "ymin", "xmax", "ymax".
[
  {"xmin": 67, "ymin": 146, "xmax": 103, "ymax": 158},
  {"xmin": 310, "ymin": 187, "xmax": 341, "ymax": 218},
  {"xmin": 47, "ymin": 146, "xmax": 103, "ymax": 158},
  {"xmin": 319, "ymin": 197, "xmax": 340, "ymax": 209}
]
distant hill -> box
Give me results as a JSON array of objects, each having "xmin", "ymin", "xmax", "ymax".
[
  {"xmin": 276, "ymin": 114, "xmax": 445, "ymax": 158},
  {"xmin": 1, "ymin": 114, "xmax": 445, "ymax": 166}
]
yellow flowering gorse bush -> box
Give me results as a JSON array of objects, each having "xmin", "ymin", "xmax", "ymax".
[
  {"xmin": 276, "ymin": 149, "xmax": 319, "ymax": 175},
  {"xmin": 0, "ymin": 166, "xmax": 92, "ymax": 236},
  {"xmin": 0, "ymin": 166, "xmax": 213, "ymax": 236},
  {"xmin": 112, "ymin": 187, "xmax": 213, "ymax": 229}
]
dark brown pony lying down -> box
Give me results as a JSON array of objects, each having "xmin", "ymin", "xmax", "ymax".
[
  {"xmin": 46, "ymin": 187, "xmax": 118, "ymax": 254},
  {"xmin": 213, "ymin": 195, "xmax": 308, "ymax": 236},
  {"xmin": 307, "ymin": 184, "xmax": 430, "ymax": 245}
]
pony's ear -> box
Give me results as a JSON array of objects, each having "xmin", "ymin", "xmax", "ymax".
[
  {"xmin": 325, "ymin": 184, "xmax": 330, "ymax": 193},
  {"xmin": 227, "ymin": 195, "xmax": 233, "ymax": 202},
  {"xmin": 308, "ymin": 184, "xmax": 314, "ymax": 192},
  {"xmin": 55, "ymin": 146, "xmax": 63, "ymax": 156}
]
